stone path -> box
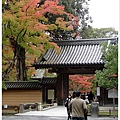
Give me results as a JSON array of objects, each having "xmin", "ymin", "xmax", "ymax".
[{"xmin": 2, "ymin": 106, "xmax": 118, "ymax": 120}]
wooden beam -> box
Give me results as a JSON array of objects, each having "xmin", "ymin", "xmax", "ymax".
[
  {"xmin": 59, "ymin": 68, "xmax": 98, "ymax": 74},
  {"xmin": 48, "ymin": 64, "xmax": 104, "ymax": 74}
]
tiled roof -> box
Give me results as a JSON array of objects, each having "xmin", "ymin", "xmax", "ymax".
[
  {"xmin": 4, "ymin": 78, "xmax": 57, "ymax": 89},
  {"xmin": 33, "ymin": 38, "xmax": 118, "ymax": 68},
  {"xmin": 4, "ymin": 81, "xmax": 42, "ymax": 89},
  {"xmin": 41, "ymin": 77, "xmax": 57, "ymax": 84}
]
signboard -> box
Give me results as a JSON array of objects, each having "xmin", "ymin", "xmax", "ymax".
[
  {"xmin": 48, "ymin": 89, "xmax": 54, "ymax": 100},
  {"xmin": 108, "ymin": 88, "xmax": 118, "ymax": 98},
  {"xmin": 97, "ymin": 87, "xmax": 100, "ymax": 96}
]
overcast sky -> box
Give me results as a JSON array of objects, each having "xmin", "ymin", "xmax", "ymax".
[{"xmin": 89, "ymin": 0, "xmax": 119, "ymax": 31}]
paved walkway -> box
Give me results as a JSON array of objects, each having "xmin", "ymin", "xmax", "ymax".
[
  {"xmin": 15, "ymin": 106, "xmax": 118, "ymax": 120},
  {"xmin": 16, "ymin": 106, "xmax": 67, "ymax": 116}
]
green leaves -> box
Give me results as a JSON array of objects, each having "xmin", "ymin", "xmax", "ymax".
[
  {"xmin": 79, "ymin": 27, "xmax": 118, "ymax": 39},
  {"xmin": 2, "ymin": 0, "xmax": 79, "ymax": 82},
  {"xmin": 95, "ymin": 42, "xmax": 118, "ymax": 89}
]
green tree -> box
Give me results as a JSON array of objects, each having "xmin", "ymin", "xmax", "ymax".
[
  {"xmin": 95, "ymin": 41, "xmax": 118, "ymax": 118},
  {"xmin": 58, "ymin": 0, "xmax": 92, "ymax": 38},
  {"xmin": 79, "ymin": 26, "xmax": 118, "ymax": 39},
  {"xmin": 95, "ymin": 41, "xmax": 118, "ymax": 89}
]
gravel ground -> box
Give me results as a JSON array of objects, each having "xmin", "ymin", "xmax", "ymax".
[
  {"xmin": 2, "ymin": 115, "xmax": 67, "ymax": 120},
  {"xmin": 2, "ymin": 106, "xmax": 118, "ymax": 120},
  {"xmin": 2, "ymin": 115, "xmax": 118, "ymax": 120}
]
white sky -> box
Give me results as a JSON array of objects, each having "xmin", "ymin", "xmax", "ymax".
[{"xmin": 89, "ymin": 0, "xmax": 119, "ymax": 31}]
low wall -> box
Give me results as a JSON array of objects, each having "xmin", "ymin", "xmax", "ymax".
[{"xmin": 19, "ymin": 102, "xmax": 58, "ymax": 113}]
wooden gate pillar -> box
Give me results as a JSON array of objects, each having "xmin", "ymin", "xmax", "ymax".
[{"xmin": 56, "ymin": 73, "xmax": 69, "ymax": 105}]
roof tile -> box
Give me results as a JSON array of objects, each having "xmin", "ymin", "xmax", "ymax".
[
  {"xmin": 4, "ymin": 81, "xmax": 42, "ymax": 89},
  {"xmin": 4, "ymin": 78, "xmax": 57, "ymax": 89},
  {"xmin": 34, "ymin": 38, "xmax": 118, "ymax": 67}
]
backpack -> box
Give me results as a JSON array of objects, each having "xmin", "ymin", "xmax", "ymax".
[{"xmin": 65, "ymin": 97, "xmax": 71, "ymax": 107}]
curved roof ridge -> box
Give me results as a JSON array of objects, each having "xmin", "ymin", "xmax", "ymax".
[
  {"xmin": 33, "ymin": 37, "xmax": 118, "ymax": 68},
  {"xmin": 51, "ymin": 37, "xmax": 118, "ymax": 45}
]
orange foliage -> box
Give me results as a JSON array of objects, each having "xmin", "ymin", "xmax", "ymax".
[
  {"xmin": 38, "ymin": 44, "xmax": 45, "ymax": 52},
  {"xmin": 50, "ymin": 42, "xmax": 60, "ymax": 53},
  {"xmin": 18, "ymin": 0, "xmax": 79, "ymax": 54},
  {"xmin": 19, "ymin": 0, "xmax": 79, "ymax": 54},
  {"xmin": 34, "ymin": 23, "xmax": 48, "ymax": 30},
  {"xmin": 69, "ymin": 75, "xmax": 94, "ymax": 93},
  {"xmin": 20, "ymin": 0, "xmax": 79, "ymax": 31},
  {"xmin": 111, "ymin": 74, "xmax": 118, "ymax": 77},
  {"xmin": 3, "ymin": 0, "xmax": 80, "ymax": 80}
]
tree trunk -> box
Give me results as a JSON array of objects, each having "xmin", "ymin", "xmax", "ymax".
[{"xmin": 16, "ymin": 45, "xmax": 27, "ymax": 81}]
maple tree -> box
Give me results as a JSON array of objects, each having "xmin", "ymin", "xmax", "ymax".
[
  {"xmin": 2, "ymin": 0, "xmax": 79, "ymax": 81},
  {"xmin": 69, "ymin": 74, "xmax": 94, "ymax": 93}
]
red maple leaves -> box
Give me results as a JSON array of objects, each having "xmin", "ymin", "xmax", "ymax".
[
  {"xmin": 69, "ymin": 75, "xmax": 94, "ymax": 93},
  {"xmin": 20, "ymin": 0, "xmax": 79, "ymax": 31}
]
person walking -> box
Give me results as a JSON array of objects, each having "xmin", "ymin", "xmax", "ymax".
[
  {"xmin": 88, "ymin": 91, "xmax": 95, "ymax": 103},
  {"xmin": 72, "ymin": 91, "xmax": 76, "ymax": 99},
  {"xmin": 65, "ymin": 95, "xmax": 72, "ymax": 120},
  {"xmin": 69, "ymin": 91, "xmax": 87, "ymax": 120},
  {"xmin": 84, "ymin": 96, "xmax": 89, "ymax": 120}
]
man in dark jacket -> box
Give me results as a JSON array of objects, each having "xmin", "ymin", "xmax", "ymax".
[{"xmin": 65, "ymin": 95, "xmax": 72, "ymax": 120}]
